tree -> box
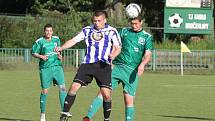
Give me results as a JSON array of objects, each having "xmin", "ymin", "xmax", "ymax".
[
  {"xmin": 129, "ymin": 0, "xmax": 165, "ymax": 42},
  {"xmin": 0, "ymin": 0, "xmax": 33, "ymax": 14},
  {"xmin": 30, "ymin": 0, "xmax": 94, "ymax": 14},
  {"xmin": 104, "ymin": 0, "xmax": 125, "ymax": 26},
  {"xmin": 0, "ymin": 0, "xmax": 167, "ymax": 48}
]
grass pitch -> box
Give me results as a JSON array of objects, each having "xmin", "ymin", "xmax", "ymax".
[{"xmin": 0, "ymin": 69, "xmax": 215, "ymax": 121}]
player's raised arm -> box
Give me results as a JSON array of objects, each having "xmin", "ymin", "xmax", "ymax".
[
  {"xmin": 55, "ymin": 28, "xmax": 86, "ymax": 52},
  {"xmin": 55, "ymin": 38, "xmax": 78, "ymax": 52}
]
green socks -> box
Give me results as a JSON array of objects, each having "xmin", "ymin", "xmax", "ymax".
[
  {"xmin": 40, "ymin": 93, "xmax": 48, "ymax": 113},
  {"xmin": 87, "ymin": 96, "xmax": 103, "ymax": 119},
  {"xmin": 59, "ymin": 90, "xmax": 67, "ymax": 111},
  {"xmin": 40, "ymin": 86, "xmax": 67, "ymax": 113},
  {"xmin": 126, "ymin": 106, "xmax": 135, "ymax": 121}
]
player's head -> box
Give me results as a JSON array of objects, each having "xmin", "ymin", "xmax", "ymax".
[
  {"xmin": 44, "ymin": 24, "xmax": 53, "ymax": 40},
  {"xmin": 129, "ymin": 15, "xmax": 143, "ymax": 32},
  {"xmin": 92, "ymin": 10, "xmax": 108, "ymax": 30}
]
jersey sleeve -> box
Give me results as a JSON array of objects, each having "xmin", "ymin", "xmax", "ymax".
[
  {"xmin": 119, "ymin": 27, "xmax": 128, "ymax": 40},
  {"xmin": 31, "ymin": 40, "xmax": 41, "ymax": 54},
  {"xmin": 72, "ymin": 29, "xmax": 86, "ymax": 43},
  {"xmin": 145, "ymin": 35, "xmax": 153, "ymax": 51},
  {"xmin": 53, "ymin": 36, "xmax": 61, "ymax": 47},
  {"xmin": 111, "ymin": 29, "xmax": 121, "ymax": 46}
]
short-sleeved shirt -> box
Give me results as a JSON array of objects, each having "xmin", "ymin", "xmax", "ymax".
[
  {"xmin": 113, "ymin": 27, "xmax": 153, "ymax": 69},
  {"xmin": 32, "ymin": 36, "xmax": 62, "ymax": 69},
  {"xmin": 72, "ymin": 23, "xmax": 121, "ymax": 64}
]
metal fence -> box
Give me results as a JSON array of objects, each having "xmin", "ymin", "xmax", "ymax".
[
  {"xmin": 0, "ymin": 48, "xmax": 214, "ymax": 70},
  {"xmin": 151, "ymin": 49, "xmax": 215, "ymax": 70}
]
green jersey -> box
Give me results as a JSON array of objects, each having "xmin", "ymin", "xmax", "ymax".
[
  {"xmin": 113, "ymin": 27, "xmax": 153, "ymax": 69},
  {"xmin": 32, "ymin": 36, "xmax": 62, "ymax": 69}
]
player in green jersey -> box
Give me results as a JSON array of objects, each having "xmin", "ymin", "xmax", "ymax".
[
  {"xmin": 82, "ymin": 16, "xmax": 153, "ymax": 121},
  {"xmin": 32, "ymin": 24, "xmax": 68, "ymax": 121}
]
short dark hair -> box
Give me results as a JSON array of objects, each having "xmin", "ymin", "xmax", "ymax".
[
  {"xmin": 94, "ymin": 10, "xmax": 108, "ymax": 18},
  {"xmin": 129, "ymin": 15, "xmax": 143, "ymax": 22},
  {"xmin": 44, "ymin": 24, "xmax": 52, "ymax": 30}
]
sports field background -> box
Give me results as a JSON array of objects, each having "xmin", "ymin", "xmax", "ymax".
[{"xmin": 0, "ymin": 65, "xmax": 215, "ymax": 121}]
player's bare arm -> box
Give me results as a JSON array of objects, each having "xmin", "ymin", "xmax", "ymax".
[
  {"xmin": 138, "ymin": 50, "xmax": 152, "ymax": 76},
  {"xmin": 55, "ymin": 39, "xmax": 78, "ymax": 52},
  {"xmin": 109, "ymin": 45, "xmax": 121, "ymax": 60},
  {"xmin": 32, "ymin": 53, "xmax": 48, "ymax": 61}
]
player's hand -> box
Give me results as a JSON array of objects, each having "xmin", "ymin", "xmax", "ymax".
[
  {"xmin": 40, "ymin": 55, "xmax": 48, "ymax": 61},
  {"xmin": 57, "ymin": 52, "xmax": 63, "ymax": 60},
  {"xmin": 54, "ymin": 47, "xmax": 62, "ymax": 52},
  {"xmin": 109, "ymin": 54, "xmax": 115, "ymax": 60},
  {"xmin": 109, "ymin": 56, "xmax": 115, "ymax": 69},
  {"xmin": 137, "ymin": 63, "xmax": 145, "ymax": 76}
]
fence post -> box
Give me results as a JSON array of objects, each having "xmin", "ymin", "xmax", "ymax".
[
  {"xmin": 24, "ymin": 49, "xmax": 30, "ymax": 63},
  {"xmin": 79, "ymin": 49, "xmax": 85, "ymax": 64},
  {"xmin": 75, "ymin": 49, "xmax": 79, "ymax": 68},
  {"xmin": 152, "ymin": 49, "xmax": 156, "ymax": 71}
]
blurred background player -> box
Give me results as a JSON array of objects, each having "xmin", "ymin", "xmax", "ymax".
[
  {"xmin": 31, "ymin": 24, "xmax": 67, "ymax": 121},
  {"xmin": 83, "ymin": 15, "xmax": 153, "ymax": 121},
  {"xmin": 55, "ymin": 10, "xmax": 121, "ymax": 121}
]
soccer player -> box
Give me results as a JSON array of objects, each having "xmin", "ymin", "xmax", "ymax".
[
  {"xmin": 55, "ymin": 10, "xmax": 121, "ymax": 121},
  {"xmin": 82, "ymin": 15, "xmax": 153, "ymax": 121},
  {"xmin": 31, "ymin": 24, "xmax": 68, "ymax": 121}
]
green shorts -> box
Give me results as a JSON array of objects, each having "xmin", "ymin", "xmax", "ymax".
[
  {"xmin": 39, "ymin": 66, "xmax": 65, "ymax": 89},
  {"xmin": 112, "ymin": 64, "xmax": 139, "ymax": 96}
]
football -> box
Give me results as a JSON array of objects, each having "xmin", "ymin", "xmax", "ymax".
[{"xmin": 125, "ymin": 3, "xmax": 141, "ymax": 18}]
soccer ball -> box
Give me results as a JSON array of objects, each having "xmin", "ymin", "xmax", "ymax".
[{"xmin": 125, "ymin": 3, "xmax": 141, "ymax": 18}]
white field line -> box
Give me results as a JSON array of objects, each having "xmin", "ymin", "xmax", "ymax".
[{"xmin": 161, "ymin": 84, "xmax": 215, "ymax": 88}]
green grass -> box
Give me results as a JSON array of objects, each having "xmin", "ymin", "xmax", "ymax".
[
  {"xmin": 0, "ymin": 69, "xmax": 215, "ymax": 121},
  {"xmin": 154, "ymin": 40, "xmax": 215, "ymax": 50}
]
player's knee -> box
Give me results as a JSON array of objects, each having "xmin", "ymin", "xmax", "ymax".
[
  {"xmin": 102, "ymin": 93, "xmax": 111, "ymax": 101},
  {"xmin": 124, "ymin": 94, "xmax": 134, "ymax": 106},
  {"xmin": 59, "ymin": 85, "xmax": 66, "ymax": 92},
  {"xmin": 71, "ymin": 82, "xmax": 81, "ymax": 90},
  {"xmin": 41, "ymin": 89, "xmax": 48, "ymax": 94},
  {"xmin": 68, "ymin": 82, "xmax": 81, "ymax": 95},
  {"xmin": 101, "ymin": 88, "xmax": 111, "ymax": 100}
]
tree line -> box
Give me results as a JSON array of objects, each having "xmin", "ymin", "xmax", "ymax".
[{"xmin": 0, "ymin": 0, "xmax": 165, "ymax": 48}]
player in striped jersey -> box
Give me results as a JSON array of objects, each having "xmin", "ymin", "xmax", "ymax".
[
  {"xmin": 83, "ymin": 15, "xmax": 153, "ymax": 121},
  {"xmin": 32, "ymin": 24, "xmax": 68, "ymax": 121},
  {"xmin": 56, "ymin": 10, "xmax": 121, "ymax": 121}
]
